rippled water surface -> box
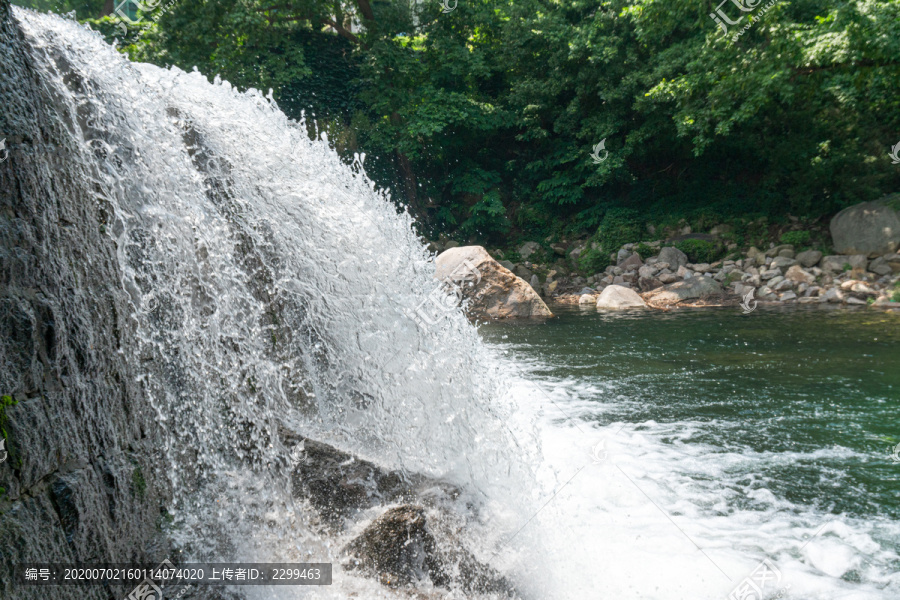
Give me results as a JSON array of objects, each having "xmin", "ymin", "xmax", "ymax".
[{"xmin": 483, "ymin": 305, "xmax": 900, "ymax": 599}]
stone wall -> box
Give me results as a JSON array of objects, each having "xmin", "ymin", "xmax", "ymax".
[{"xmin": 0, "ymin": 3, "xmax": 172, "ymax": 597}]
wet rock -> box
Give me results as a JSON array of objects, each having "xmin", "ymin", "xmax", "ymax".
[
  {"xmin": 343, "ymin": 505, "xmax": 516, "ymax": 596},
  {"xmin": 596, "ymin": 285, "xmax": 646, "ymax": 309},
  {"xmin": 0, "ymin": 10, "xmax": 173, "ymax": 589},
  {"xmin": 642, "ymin": 277, "xmax": 724, "ymax": 306},
  {"xmin": 830, "ymin": 200, "xmax": 900, "ymax": 257},
  {"xmin": 578, "ymin": 293, "xmax": 596, "ymax": 304},
  {"xmin": 435, "ymin": 246, "xmax": 552, "ymax": 318},
  {"xmin": 288, "ymin": 436, "xmax": 422, "ymax": 525}
]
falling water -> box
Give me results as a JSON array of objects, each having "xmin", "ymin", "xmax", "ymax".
[{"xmin": 6, "ymin": 8, "xmax": 541, "ymax": 598}]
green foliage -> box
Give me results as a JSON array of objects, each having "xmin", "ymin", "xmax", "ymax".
[
  {"xmin": 597, "ymin": 208, "xmax": 642, "ymax": 254},
  {"xmin": 0, "ymin": 395, "xmax": 20, "ymax": 469},
  {"xmin": 892, "ymin": 283, "xmax": 900, "ymax": 303},
  {"xmin": 0, "ymin": 395, "xmax": 16, "ymax": 439},
  {"xmin": 724, "ymin": 271, "xmax": 743, "ymax": 286},
  {"xmin": 780, "ymin": 231, "xmax": 811, "ymax": 247},
  {"xmin": 45, "ymin": 0, "xmax": 900, "ymax": 243},
  {"xmin": 578, "ymin": 246, "xmax": 611, "ymax": 275},
  {"xmin": 674, "ymin": 239, "xmax": 721, "ymax": 264},
  {"xmin": 634, "ymin": 243, "xmax": 656, "ymax": 261}
]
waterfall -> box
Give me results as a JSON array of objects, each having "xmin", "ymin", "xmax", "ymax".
[{"xmin": 1, "ymin": 7, "xmax": 538, "ymax": 598}]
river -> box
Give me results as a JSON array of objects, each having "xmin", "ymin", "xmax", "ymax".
[{"xmin": 480, "ymin": 305, "xmax": 900, "ymax": 599}]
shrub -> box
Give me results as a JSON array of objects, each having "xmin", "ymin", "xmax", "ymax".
[
  {"xmin": 674, "ymin": 239, "xmax": 720, "ymax": 263},
  {"xmin": 597, "ymin": 208, "xmax": 642, "ymax": 253},
  {"xmin": 635, "ymin": 242, "xmax": 656, "ymax": 260},
  {"xmin": 578, "ymin": 246, "xmax": 611, "ymax": 274},
  {"xmin": 780, "ymin": 231, "xmax": 811, "ymax": 247}
]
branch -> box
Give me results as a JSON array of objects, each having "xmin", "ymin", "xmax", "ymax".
[
  {"xmin": 356, "ymin": 0, "xmax": 375, "ymax": 22},
  {"xmin": 322, "ymin": 18, "xmax": 363, "ymax": 46}
]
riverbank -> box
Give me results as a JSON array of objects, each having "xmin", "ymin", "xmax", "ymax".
[{"xmin": 550, "ymin": 243, "xmax": 900, "ymax": 310}]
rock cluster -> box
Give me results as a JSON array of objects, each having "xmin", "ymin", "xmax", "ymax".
[
  {"xmin": 425, "ymin": 200, "xmax": 900, "ymax": 311},
  {"xmin": 579, "ymin": 244, "xmax": 900, "ymax": 308},
  {"xmin": 285, "ymin": 431, "xmax": 517, "ymax": 596}
]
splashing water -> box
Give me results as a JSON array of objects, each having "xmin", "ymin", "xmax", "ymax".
[{"xmin": 10, "ymin": 8, "xmax": 541, "ymax": 598}]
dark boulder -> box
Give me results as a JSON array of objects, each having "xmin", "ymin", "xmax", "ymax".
[
  {"xmin": 284, "ymin": 432, "xmax": 460, "ymax": 527},
  {"xmin": 343, "ymin": 505, "xmax": 516, "ymax": 596}
]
